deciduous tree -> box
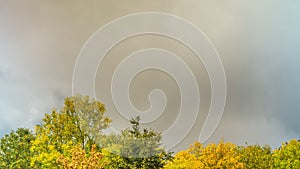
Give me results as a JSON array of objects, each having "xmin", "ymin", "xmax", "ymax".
[
  {"xmin": 272, "ymin": 139, "xmax": 300, "ymax": 169},
  {"xmin": 30, "ymin": 95, "xmax": 111, "ymax": 168},
  {"xmin": 0, "ymin": 128, "xmax": 35, "ymax": 169},
  {"xmin": 236, "ymin": 144, "xmax": 273, "ymax": 169},
  {"xmin": 165, "ymin": 141, "xmax": 244, "ymax": 169},
  {"xmin": 57, "ymin": 144, "xmax": 106, "ymax": 169}
]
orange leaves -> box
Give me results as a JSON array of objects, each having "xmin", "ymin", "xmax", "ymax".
[{"xmin": 57, "ymin": 144, "xmax": 106, "ymax": 169}]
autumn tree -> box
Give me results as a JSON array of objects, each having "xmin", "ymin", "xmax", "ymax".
[
  {"xmin": 165, "ymin": 141, "xmax": 244, "ymax": 169},
  {"xmin": 272, "ymin": 139, "xmax": 300, "ymax": 169},
  {"xmin": 163, "ymin": 148, "xmax": 203, "ymax": 168},
  {"xmin": 57, "ymin": 144, "xmax": 106, "ymax": 169},
  {"xmin": 30, "ymin": 95, "xmax": 111, "ymax": 168},
  {"xmin": 0, "ymin": 128, "xmax": 35, "ymax": 169},
  {"xmin": 236, "ymin": 144, "xmax": 273, "ymax": 169}
]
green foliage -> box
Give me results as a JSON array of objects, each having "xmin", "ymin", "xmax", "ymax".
[
  {"xmin": 236, "ymin": 144, "xmax": 273, "ymax": 169},
  {"xmin": 1, "ymin": 95, "xmax": 300, "ymax": 169},
  {"xmin": 30, "ymin": 95, "xmax": 111, "ymax": 168},
  {"xmin": 272, "ymin": 139, "xmax": 300, "ymax": 169},
  {"xmin": 103, "ymin": 116, "xmax": 173, "ymax": 169},
  {"xmin": 0, "ymin": 128, "xmax": 35, "ymax": 169}
]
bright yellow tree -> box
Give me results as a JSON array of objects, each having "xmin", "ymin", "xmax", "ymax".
[
  {"xmin": 165, "ymin": 141, "xmax": 244, "ymax": 169},
  {"xmin": 272, "ymin": 139, "xmax": 300, "ymax": 169},
  {"xmin": 30, "ymin": 95, "xmax": 111, "ymax": 168},
  {"xmin": 163, "ymin": 149, "xmax": 204, "ymax": 169}
]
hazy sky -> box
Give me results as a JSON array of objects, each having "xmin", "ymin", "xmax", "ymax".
[{"xmin": 0, "ymin": 0, "xmax": 299, "ymax": 150}]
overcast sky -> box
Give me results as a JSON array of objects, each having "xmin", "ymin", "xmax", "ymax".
[{"xmin": 0, "ymin": 0, "xmax": 299, "ymax": 151}]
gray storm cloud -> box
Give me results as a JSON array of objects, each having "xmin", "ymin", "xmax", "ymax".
[{"xmin": 0, "ymin": 0, "xmax": 299, "ymax": 150}]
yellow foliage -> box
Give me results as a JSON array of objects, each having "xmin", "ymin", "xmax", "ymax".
[
  {"xmin": 165, "ymin": 141, "xmax": 244, "ymax": 169},
  {"xmin": 272, "ymin": 139, "xmax": 300, "ymax": 169},
  {"xmin": 236, "ymin": 144, "xmax": 273, "ymax": 169},
  {"xmin": 164, "ymin": 150, "xmax": 204, "ymax": 169},
  {"xmin": 57, "ymin": 144, "xmax": 106, "ymax": 169}
]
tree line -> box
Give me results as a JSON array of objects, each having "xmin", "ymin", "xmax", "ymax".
[{"xmin": 0, "ymin": 95, "xmax": 299, "ymax": 168}]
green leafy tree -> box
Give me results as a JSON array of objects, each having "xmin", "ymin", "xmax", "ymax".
[
  {"xmin": 30, "ymin": 95, "xmax": 111, "ymax": 168},
  {"xmin": 0, "ymin": 128, "xmax": 35, "ymax": 169},
  {"xmin": 103, "ymin": 116, "xmax": 172, "ymax": 169},
  {"xmin": 236, "ymin": 144, "xmax": 273, "ymax": 169},
  {"xmin": 272, "ymin": 139, "xmax": 300, "ymax": 169}
]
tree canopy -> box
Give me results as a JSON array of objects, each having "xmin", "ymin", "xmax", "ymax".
[
  {"xmin": 0, "ymin": 95, "xmax": 299, "ymax": 168},
  {"xmin": 0, "ymin": 128, "xmax": 35, "ymax": 169},
  {"xmin": 30, "ymin": 95, "xmax": 111, "ymax": 168}
]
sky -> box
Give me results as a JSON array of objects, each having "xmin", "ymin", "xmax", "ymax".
[{"xmin": 0, "ymin": 0, "xmax": 299, "ymax": 151}]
